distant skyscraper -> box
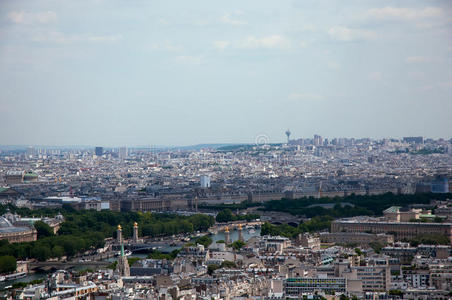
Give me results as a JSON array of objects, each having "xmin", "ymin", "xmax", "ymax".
[
  {"xmin": 314, "ymin": 135, "xmax": 322, "ymax": 147},
  {"xmin": 285, "ymin": 129, "xmax": 291, "ymax": 144},
  {"xmin": 95, "ymin": 147, "xmax": 103, "ymax": 156},
  {"xmin": 200, "ymin": 175, "xmax": 211, "ymax": 188},
  {"xmin": 431, "ymin": 177, "xmax": 449, "ymax": 193},
  {"xmin": 26, "ymin": 146, "xmax": 34, "ymax": 158},
  {"xmin": 119, "ymin": 147, "xmax": 128, "ymax": 160},
  {"xmin": 403, "ymin": 136, "xmax": 424, "ymax": 144}
]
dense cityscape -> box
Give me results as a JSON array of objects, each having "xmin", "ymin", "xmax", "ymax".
[
  {"xmin": 2, "ymin": 0, "xmax": 452, "ymax": 298},
  {"xmin": 0, "ymin": 134, "xmax": 450, "ymax": 299}
]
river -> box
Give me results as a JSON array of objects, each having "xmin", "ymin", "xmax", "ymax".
[{"xmin": 0, "ymin": 227, "xmax": 261, "ymax": 289}]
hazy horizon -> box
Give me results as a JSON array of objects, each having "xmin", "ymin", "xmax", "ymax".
[
  {"xmin": 1, "ymin": 0, "xmax": 451, "ymax": 146},
  {"xmin": 0, "ymin": 134, "xmax": 451, "ymax": 149}
]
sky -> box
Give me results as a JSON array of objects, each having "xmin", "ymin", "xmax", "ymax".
[{"xmin": 1, "ymin": 0, "xmax": 451, "ymax": 147}]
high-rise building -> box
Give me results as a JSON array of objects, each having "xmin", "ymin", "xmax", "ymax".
[
  {"xmin": 200, "ymin": 175, "xmax": 211, "ymax": 188},
  {"xmin": 314, "ymin": 135, "xmax": 323, "ymax": 147},
  {"xmin": 26, "ymin": 146, "xmax": 34, "ymax": 158},
  {"xmin": 285, "ymin": 129, "xmax": 291, "ymax": 144},
  {"xmin": 403, "ymin": 136, "xmax": 424, "ymax": 144},
  {"xmin": 119, "ymin": 147, "xmax": 128, "ymax": 160},
  {"xmin": 95, "ymin": 147, "xmax": 103, "ymax": 156},
  {"xmin": 431, "ymin": 177, "xmax": 449, "ymax": 194}
]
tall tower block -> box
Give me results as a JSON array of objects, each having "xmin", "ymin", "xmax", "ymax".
[{"xmin": 285, "ymin": 129, "xmax": 291, "ymax": 144}]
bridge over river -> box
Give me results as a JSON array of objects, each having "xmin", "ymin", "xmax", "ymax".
[{"xmin": 30, "ymin": 260, "xmax": 111, "ymax": 271}]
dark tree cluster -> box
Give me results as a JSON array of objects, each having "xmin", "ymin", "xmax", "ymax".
[
  {"xmin": 215, "ymin": 209, "xmax": 259, "ymax": 223},
  {"xmin": 262, "ymin": 192, "xmax": 451, "ymax": 218},
  {"xmin": 0, "ymin": 205, "xmax": 214, "ymax": 262},
  {"xmin": 260, "ymin": 216, "xmax": 334, "ymax": 238}
]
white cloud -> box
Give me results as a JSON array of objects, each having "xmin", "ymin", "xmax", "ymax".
[
  {"xmin": 149, "ymin": 41, "xmax": 180, "ymax": 52},
  {"xmin": 327, "ymin": 61, "xmax": 341, "ymax": 70},
  {"xmin": 328, "ymin": 26, "xmax": 376, "ymax": 42},
  {"xmin": 32, "ymin": 31, "xmax": 122, "ymax": 44},
  {"xmin": 420, "ymin": 81, "xmax": 452, "ymax": 91},
  {"xmin": 288, "ymin": 93, "xmax": 324, "ymax": 101},
  {"xmin": 438, "ymin": 82, "xmax": 452, "ymax": 88},
  {"xmin": 405, "ymin": 56, "xmax": 439, "ymax": 64},
  {"xmin": 238, "ymin": 35, "xmax": 291, "ymax": 49},
  {"xmin": 220, "ymin": 14, "xmax": 245, "ymax": 26},
  {"xmin": 300, "ymin": 24, "xmax": 317, "ymax": 32},
  {"xmin": 7, "ymin": 11, "xmax": 57, "ymax": 24},
  {"xmin": 174, "ymin": 55, "xmax": 203, "ymax": 65},
  {"xmin": 213, "ymin": 41, "xmax": 230, "ymax": 51},
  {"xmin": 366, "ymin": 6, "xmax": 443, "ymax": 21},
  {"xmin": 213, "ymin": 35, "xmax": 296, "ymax": 51},
  {"xmin": 368, "ymin": 72, "xmax": 382, "ymax": 80}
]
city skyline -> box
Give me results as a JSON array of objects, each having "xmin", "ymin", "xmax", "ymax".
[
  {"xmin": 0, "ymin": 133, "xmax": 451, "ymax": 149},
  {"xmin": 1, "ymin": 0, "xmax": 452, "ymax": 145}
]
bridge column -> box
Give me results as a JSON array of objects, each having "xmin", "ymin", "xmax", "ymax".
[
  {"xmin": 133, "ymin": 222, "xmax": 138, "ymax": 243},
  {"xmin": 225, "ymin": 226, "xmax": 230, "ymax": 244},
  {"xmin": 238, "ymin": 224, "xmax": 243, "ymax": 241},
  {"xmin": 117, "ymin": 225, "xmax": 122, "ymax": 244}
]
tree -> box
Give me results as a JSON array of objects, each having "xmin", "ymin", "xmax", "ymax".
[
  {"xmin": 207, "ymin": 264, "xmax": 220, "ymax": 275},
  {"xmin": 52, "ymin": 245, "xmax": 64, "ymax": 258},
  {"xmin": 220, "ymin": 260, "xmax": 236, "ymax": 268},
  {"xmin": 231, "ymin": 240, "xmax": 245, "ymax": 250},
  {"xmin": 0, "ymin": 256, "xmax": 16, "ymax": 274},
  {"xmin": 216, "ymin": 209, "xmax": 234, "ymax": 223},
  {"xmin": 369, "ymin": 242, "xmax": 383, "ymax": 254},
  {"xmin": 34, "ymin": 221, "xmax": 54, "ymax": 238},
  {"xmin": 195, "ymin": 236, "xmax": 212, "ymax": 248},
  {"xmin": 31, "ymin": 245, "xmax": 52, "ymax": 261}
]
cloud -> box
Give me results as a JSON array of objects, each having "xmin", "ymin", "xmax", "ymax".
[
  {"xmin": 368, "ymin": 72, "xmax": 382, "ymax": 80},
  {"xmin": 328, "ymin": 26, "xmax": 376, "ymax": 42},
  {"xmin": 238, "ymin": 35, "xmax": 291, "ymax": 49},
  {"xmin": 213, "ymin": 41, "xmax": 230, "ymax": 51},
  {"xmin": 300, "ymin": 24, "xmax": 317, "ymax": 32},
  {"xmin": 420, "ymin": 81, "xmax": 452, "ymax": 91},
  {"xmin": 32, "ymin": 31, "xmax": 123, "ymax": 44},
  {"xmin": 149, "ymin": 41, "xmax": 181, "ymax": 52},
  {"xmin": 214, "ymin": 35, "xmax": 300, "ymax": 51},
  {"xmin": 220, "ymin": 14, "xmax": 245, "ymax": 26},
  {"xmin": 174, "ymin": 55, "xmax": 203, "ymax": 65},
  {"xmin": 366, "ymin": 6, "xmax": 443, "ymax": 21},
  {"xmin": 288, "ymin": 93, "xmax": 324, "ymax": 101},
  {"xmin": 327, "ymin": 61, "xmax": 341, "ymax": 69},
  {"xmin": 405, "ymin": 56, "xmax": 439, "ymax": 64},
  {"xmin": 7, "ymin": 11, "xmax": 57, "ymax": 24}
]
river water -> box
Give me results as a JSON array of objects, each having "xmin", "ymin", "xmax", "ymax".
[{"xmin": 0, "ymin": 228, "xmax": 261, "ymax": 289}]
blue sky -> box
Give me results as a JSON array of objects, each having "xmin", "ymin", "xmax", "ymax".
[{"xmin": 1, "ymin": 0, "xmax": 451, "ymax": 146}]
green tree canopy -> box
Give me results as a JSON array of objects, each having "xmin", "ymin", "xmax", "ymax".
[
  {"xmin": 216, "ymin": 209, "xmax": 234, "ymax": 222},
  {"xmin": 34, "ymin": 221, "xmax": 54, "ymax": 238},
  {"xmin": 0, "ymin": 255, "xmax": 16, "ymax": 274}
]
